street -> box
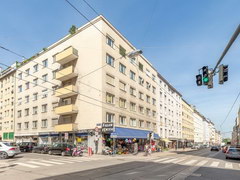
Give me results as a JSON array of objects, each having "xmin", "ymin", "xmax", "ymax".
[{"xmin": 0, "ymin": 149, "xmax": 239, "ymax": 180}]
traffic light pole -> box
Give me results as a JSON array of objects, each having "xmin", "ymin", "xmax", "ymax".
[{"xmin": 212, "ymin": 24, "xmax": 240, "ymax": 74}]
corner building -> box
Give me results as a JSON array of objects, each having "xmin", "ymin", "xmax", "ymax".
[{"xmin": 14, "ymin": 16, "xmax": 159, "ymax": 152}]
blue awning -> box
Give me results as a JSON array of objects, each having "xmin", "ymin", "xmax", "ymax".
[{"xmin": 111, "ymin": 127, "xmax": 160, "ymax": 139}]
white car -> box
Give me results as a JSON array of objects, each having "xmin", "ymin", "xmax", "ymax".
[{"xmin": 0, "ymin": 142, "xmax": 21, "ymax": 159}]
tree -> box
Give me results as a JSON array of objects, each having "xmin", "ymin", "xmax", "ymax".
[{"xmin": 69, "ymin": 25, "xmax": 77, "ymax": 35}]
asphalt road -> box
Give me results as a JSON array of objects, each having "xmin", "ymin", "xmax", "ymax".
[{"xmin": 0, "ymin": 149, "xmax": 239, "ymax": 180}]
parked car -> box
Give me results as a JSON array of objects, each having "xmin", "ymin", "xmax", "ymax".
[
  {"xmin": 32, "ymin": 144, "xmax": 51, "ymax": 154},
  {"xmin": 225, "ymin": 148, "xmax": 240, "ymax": 159},
  {"xmin": 0, "ymin": 142, "xmax": 21, "ymax": 159},
  {"xmin": 210, "ymin": 146, "xmax": 219, "ymax": 151},
  {"xmin": 222, "ymin": 146, "xmax": 229, "ymax": 153},
  {"xmin": 17, "ymin": 142, "xmax": 37, "ymax": 152},
  {"xmin": 48, "ymin": 143, "xmax": 75, "ymax": 156}
]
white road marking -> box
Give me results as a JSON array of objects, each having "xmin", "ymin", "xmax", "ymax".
[
  {"xmin": 225, "ymin": 163, "xmax": 233, "ymax": 169},
  {"xmin": 174, "ymin": 158, "xmax": 186, "ymax": 164},
  {"xmin": 28, "ymin": 161, "xmax": 53, "ymax": 167},
  {"xmin": 40, "ymin": 160, "xmax": 64, "ymax": 165},
  {"xmin": 196, "ymin": 160, "xmax": 208, "ymax": 166},
  {"xmin": 184, "ymin": 160, "xmax": 197, "ymax": 165},
  {"xmin": 153, "ymin": 158, "xmax": 170, "ymax": 162},
  {"xmin": 210, "ymin": 161, "xmax": 219, "ymax": 167},
  {"xmin": 14, "ymin": 162, "xmax": 39, "ymax": 168},
  {"xmin": 162, "ymin": 158, "xmax": 179, "ymax": 163},
  {"xmin": 126, "ymin": 171, "xmax": 139, "ymax": 175},
  {"xmin": 49, "ymin": 159, "xmax": 74, "ymax": 163}
]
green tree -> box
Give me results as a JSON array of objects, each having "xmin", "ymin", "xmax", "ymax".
[{"xmin": 69, "ymin": 25, "xmax": 77, "ymax": 35}]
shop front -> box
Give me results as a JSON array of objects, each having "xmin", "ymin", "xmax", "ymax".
[{"xmin": 15, "ymin": 133, "xmax": 38, "ymax": 143}]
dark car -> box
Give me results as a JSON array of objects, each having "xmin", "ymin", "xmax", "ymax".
[
  {"xmin": 48, "ymin": 143, "xmax": 75, "ymax": 156},
  {"xmin": 18, "ymin": 142, "xmax": 37, "ymax": 152},
  {"xmin": 211, "ymin": 146, "xmax": 219, "ymax": 151},
  {"xmin": 32, "ymin": 144, "xmax": 51, "ymax": 154}
]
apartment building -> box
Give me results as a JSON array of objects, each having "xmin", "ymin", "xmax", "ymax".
[
  {"xmin": 0, "ymin": 63, "xmax": 17, "ymax": 141},
  {"xmin": 14, "ymin": 15, "xmax": 159, "ymax": 152},
  {"xmin": 157, "ymin": 74, "xmax": 182, "ymax": 148},
  {"xmin": 181, "ymin": 100, "xmax": 194, "ymax": 147},
  {"xmin": 203, "ymin": 118, "xmax": 210, "ymax": 145},
  {"xmin": 209, "ymin": 121, "xmax": 216, "ymax": 145},
  {"xmin": 193, "ymin": 109, "xmax": 204, "ymax": 144}
]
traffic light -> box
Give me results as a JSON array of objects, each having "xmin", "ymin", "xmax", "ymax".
[
  {"xmin": 208, "ymin": 74, "xmax": 213, "ymax": 89},
  {"xmin": 219, "ymin": 64, "xmax": 228, "ymax": 84},
  {"xmin": 196, "ymin": 74, "xmax": 202, "ymax": 86},
  {"xmin": 202, "ymin": 66, "xmax": 209, "ymax": 85}
]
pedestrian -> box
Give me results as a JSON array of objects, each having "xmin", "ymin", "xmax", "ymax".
[
  {"xmin": 183, "ymin": 144, "xmax": 186, "ymax": 150},
  {"xmin": 133, "ymin": 141, "xmax": 138, "ymax": 155},
  {"xmin": 144, "ymin": 143, "xmax": 149, "ymax": 156}
]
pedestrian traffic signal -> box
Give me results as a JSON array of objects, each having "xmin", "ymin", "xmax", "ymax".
[
  {"xmin": 208, "ymin": 74, "xmax": 213, "ymax": 89},
  {"xmin": 202, "ymin": 66, "xmax": 209, "ymax": 85},
  {"xmin": 219, "ymin": 64, "xmax": 228, "ymax": 84},
  {"xmin": 196, "ymin": 74, "xmax": 202, "ymax": 86}
]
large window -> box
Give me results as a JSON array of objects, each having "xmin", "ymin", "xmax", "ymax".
[
  {"xmin": 119, "ymin": 116, "xmax": 126, "ymax": 125},
  {"xmin": 139, "ymin": 91, "xmax": 144, "ymax": 100},
  {"xmin": 42, "ymin": 74, "xmax": 48, "ymax": 83},
  {"xmin": 106, "ymin": 54, "xmax": 114, "ymax": 67},
  {"xmin": 130, "ymin": 70, "xmax": 136, "ymax": 81},
  {"xmin": 139, "ymin": 120, "xmax": 144, "ymax": 128},
  {"xmin": 106, "ymin": 36, "xmax": 114, "ymax": 48},
  {"xmin": 139, "ymin": 76, "xmax": 144, "ymax": 86},
  {"xmin": 42, "ymin": 59, "xmax": 48, "ymax": 68},
  {"xmin": 41, "ymin": 119, "xmax": 48, "ymax": 128},
  {"xmin": 119, "ymin": 98, "xmax": 126, "ymax": 108},
  {"xmin": 33, "ymin": 106, "xmax": 38, "ymax": 115},
  {"xmin": 18, "ymin": 85, "xmax": 22, "ymax": 93},
  {"xmin": 139, "ymin": 106, "xmax": 144, "ymax": 114},
  {"xmin": 33, "ymin": 93, "xmax": 38, "ymax": 101},
  {"xmin": 33, "ymin": 78, "xmax": 38, "ymax": 87},
  {"xmin": 24, "ymin": 108, "xmax": 29, "ymax": 116},
  {"xmin": 24, "ymin": 122, "xmax": 29, "ymax": 129},
  {"xmin": 32, "ymin": 121, "xmax": 38, "ymax": 129},
  {"xmin": 106, "ymin": 113, "xmax": 114, "ymax": 123},
  {"xmin": 106, "ymin": 93, "xmax": 115, "ymax": 104},
  {"xmin": 130, "ymin": 86, "xmax": 136, "ymax": 96},
  {"xmin": 130, "ymin": 102, "xmax": 136, "ymax": 111},
  {"xmin": 119, "ymin": 81, "xmax": 126, "ymax": 91},
  {"xmin": 119, "ymin": 63, "xmax": 126, "ymax": 74},
  {"xmin": 25, "ymin": 82, "xmax": 30, "ymax": 90},
  {"xmin": 106, "ymin": 74, "xmax": 115, "ymax": 86},
  {"xmin": 42, "ymin": 104, "xmax": 47, "ymax": 113},
  {"xmin": 130, "ymin": 118, "xmax": 137, "ymax": 127},
  {"xmin": 33, "ymin": 64, "xmax": 38, "ymax": 72}
]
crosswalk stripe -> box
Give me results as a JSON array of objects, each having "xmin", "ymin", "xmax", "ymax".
[
  {"xmin": 173, "ymin": 158, "xmax": 186, "ymax": 164},
  {"xmin": 184, "ymin": 160, "xmax": 197, "ymax": 165},
  {"xmin": 153, "ymin": 158, "xmax": 170, "ymax": 162},
  {"xmin": 225, "ymin": 163, "xmax": 233, "ymax": 169},
  {"xmin": 61, "ymin": 158, "xmax": 84, "ymax": 162},
  {"xmin": 196, "ymin": 160, "xmax": 208, "ymax": 166},
  {"xmin": 210, "ymin": 162, "xmax": 219, "ymax": 167},
  {"xmin": 49, "ymin": 159, "xmax": 74, "ymax": 163},
  {"xmin": 40, "ymin": 160, "xmax": 64, "ymax": 165},
  {"xmin": 28, "ymin": 161, "xmax": 53, "ymax": 167},
  {"xmin": 14, "ymin": 162, "xmax": 39, "ymax": 168},
  {"xmin": 162, "ymin": 158, "xmax": 179, "ymax": 163}
]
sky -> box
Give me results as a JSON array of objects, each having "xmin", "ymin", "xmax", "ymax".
[{"xmin": 0, "ymin": 0, "xmax": 240, "ymax": 138}]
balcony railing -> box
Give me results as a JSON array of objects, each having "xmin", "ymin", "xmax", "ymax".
[
  {"xmin": 54, "ymin": 104, "xmax": 78, "ymax": 115},
  {"xmin": 54, "ymin": 123, "xmax": 77, "ymax": 132},
  {"xmin": 56, "ymin": 65, "xmax": 78, "ymax": 81},
  {"xmin": 55, "ymin": 46, "xmax": 78, "ymax": 65},
  {"xmin": 55, "ymin": 85, "xmax": 77, "ymax": 98}
]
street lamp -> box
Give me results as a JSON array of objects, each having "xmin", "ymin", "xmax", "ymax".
[{"xmin": 127, "ymin": 49, "xmax": 143, "ymax": 58}]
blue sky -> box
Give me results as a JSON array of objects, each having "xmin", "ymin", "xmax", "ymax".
[{"xmin": 1, "ymin": 0, "xmax": 240, "ymax": 137}]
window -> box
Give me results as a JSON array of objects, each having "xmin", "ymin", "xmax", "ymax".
[
  {"xmin": 119, "ymin": 63, "xmax": 126, "ymax": 74},
  {"xmin": 25, "ymin": 108, "xmax": 29, "ymax": 116},
  {"xmin": 119, "ymin": 45, "xmax": 126, "ymax": 57},
  {"xmin": 119, "ymin": 81, "xmax": 126, "ymax": 91},
  {"xmin": 18, "ymin": 73, "xmax": 22, "ymax": 80},
  {"xmin": 42, "ymin": 59, "xmax": 48, "ymax": 68},
  {"xmin": 33, "ymin": 64, "xmax": 38, "ymax": 72},
  {"xmin": 139, "ymin": 62, "xmax": 143, "ymax": 71},
  {"xmin": 152, "ymin": 98, "xmax": 156, "ymax": 105},
  {"xmin": 130, "ymin": 70, "xmax": 136, "ymax": 81},
  {"xmin": 52, "ymin": 118, "xmax": 58, "ymax": 127},
  {"xmin": 42, "ymin": 74, "xmax": 48, "ymax": 83},
  {"xmin": 152, "ymin": 111, "xmax": 156, "ymax": 117},
  {"xmin": 25, "ymin": 69, "xmax": 30, "ymax": 76},
  {"xmin": 25, "ymin": 82, "xmax": 30, "ymax": 90},
  {"xmin": 130, "ymin": 118, "xmax": 136, "ymax": 127},
  {"xmin": 153, "ymin": 123, "xmax": 156, "ymax": 130},
  {"xmin": 52, "ymin": 86, "xmax": 58, "ymax": 95},
  {"xmin": 146, "ymin": 95, "xmax": 150, "ymax": 103},
  {"xmin": 119, "ymin": 116, "xmax": 126, "ymax": 125},
  {"xmin": 33, "ymin": 106, "xmax": 38, "ymax": 115},
  {"xmin": 152, "ymin": 74, "xmax": 156, "ymax": 81},
  {"xmin": 106, "ymin": 54, "xmax": 114, "ymax": 67},
  {"xmin": 106, "ymin": 113, "xmax": 114, "ymax": 123},
  {"xmin": 17, "ymin": 123, "xmax": 21, "ymax": 130},
  {"xmin": 42, "ymin": 89, "xmax": 48, "ymax": 98},
  {"xmin": 52, "ymin": 70, "xmax": 57, "ymax": 79},
  {"xmin": 52, "ymin": 102, "xmax": 58, "ymax": 110},
  {"xmin": 139, "ymin": 106, "xmax": 144, "ymax": 114},
  {"xmin": 146, "ymin": 82, "xmax": 151, "ymax": 90},
  {"xmin": 106, "ymin": 93, "xmax": 115, "ymax": 104},
  {"xmin": 139, "ymin": 76, "xmax": 144, "ymax": 86},
  {"xmin": 33, "ymin": 78, "xmax": 38, "ymax": 87},
  {"xmin": 146, "ymin": 69, "xmax": 151, "ymax": 77},
  {"xmin": 25, "ymin": 96, "xmax": 29, "ymax": 103},
  {"xmin": 41, "ymin": 119, "xmax": 48, "ymax": 128},
  {"xmin": 146, "ymin": 108, "xmax": 151, "ymax": 116},
  {"xmin": 139, "ymin": 120, "xmax": 144, "ymax": 128},
  {"xmin": 24, "ymin": 122, "xmax": 29, "ymax": 129},
  {"xmin": 119, "ymin": 98, "xmax": 126, "ymax": 108},
  {"xmin": 17, "ymin": 110, "xmax": 22, "ymax": 118},
  {"xmin": 130, "ymin": 57, "xmax": 136, "ymax": 65},
  {"xmin": 130, "ymin": 86, "xmax": 136, "ymax": 96},
  {"xmin": 106, "ymin": 74, "xmax": 115, "ymax": 86},
  {"xmin": 17, "ymin": 98, "xmax": 22, "ymax": 106},
  {"xmin": 130, "ymin": 102, "xmax": 136, "ymax": 111},
  {"xmin": 152, "ymin": 86, "xmax": 156, "ymax": 94},
  {"xmin": 18, "ymin": 85, "xmax": 22, "ymax": 93},
  {"xmin": 146, "ymin": 121, "xmax": 151, "ymax": 128},
  {"xmin": 32, "ymin": 121, "xmax": 38, "ymax": 129},
  {"xmin": 139, "ymin": 91, "xmax": 144, "ymax": 100},
  {"xmin": 42, "ymin": 104, "xmax": 47, "ymax": 113},
  {"xmin": 33, "ymin": 93, "xmax": 38, "ymax": 101},
  {"xmin": 106, "ymin": 36, "xmax": 114, "ymax": 47}
]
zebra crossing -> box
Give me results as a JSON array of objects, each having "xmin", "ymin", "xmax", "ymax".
[
  {"xmin": 151, "ymin": 157, "xmax": 240, "ymax": 170},
  {"xmin": 6, "ymin": 157, "xmax": 104, "ymax": 169}
]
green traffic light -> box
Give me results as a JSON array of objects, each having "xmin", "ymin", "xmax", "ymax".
[{"xmin": 203, "ymin": 77, "xmax": 209, "ymax": 83}]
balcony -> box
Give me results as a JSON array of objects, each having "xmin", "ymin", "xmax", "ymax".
[
  {"xmin": 56, "ymin": 65, "xmax": 78, "ymax": 81},
  {"xmin": 55, "ymin": 85, "xmax": 78, "ymax": 98},
  {"xmin": 55, "ymin": 104, "xmax": 78, "ymax": 115},
  {"xmin": 54, "ymin": 123, "xmax": 77, "ymax": 132},
  {"xmin": 55, "ymin": 46, "xmax": 78, "ymax": 65}
]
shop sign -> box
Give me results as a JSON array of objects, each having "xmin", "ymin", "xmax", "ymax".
[
  {"xmin": 102, "ymin": 123, "xmax": 113, "ymax": 128},
  {"xmin": 102, "ymin": 127, "xmax": 114, "ymax": 133}
]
